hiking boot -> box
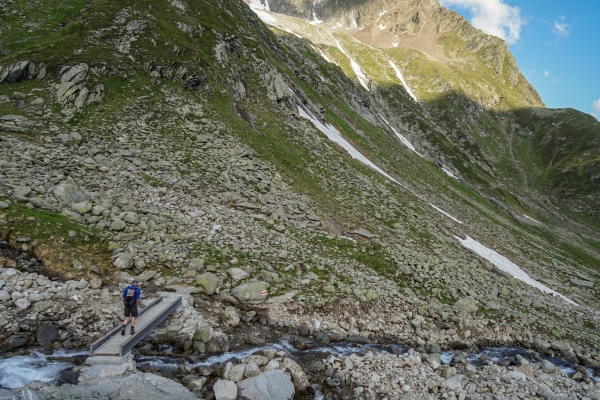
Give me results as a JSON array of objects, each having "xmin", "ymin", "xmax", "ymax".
[
  {"xmin": 121, "ymin": 327, "xmax": 126, "ymax": 336},
  {"xmin": 130, "ymin": 327, "xmax": 135, "ymax": 335}
]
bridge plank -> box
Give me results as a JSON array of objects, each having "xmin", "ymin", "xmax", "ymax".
[{"xmin": 93, "ymin": 296, "xmax": 181, "ymax": 356}]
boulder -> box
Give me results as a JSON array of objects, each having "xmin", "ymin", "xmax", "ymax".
[
  {"xmin": 541, "ymin": 359, "xmax": 557, "ymax": 374},
  {"xmin": 35, "ymin": 324, "xmax": 59, "ymax": 348},
  {"xmin": 205, "ymin": 331, "xmax": 229, "ymax": 353},
  {"xmin": 0, "ymin": 334, "xmax": 28, "ymax": 351},
  {"xmin": 282, "ymin": 357, "xmax": 309, "ymax": 391},
  {"xmin": 189, "ymin": 258, "xmax": 204, "ymax": 271},
  {"xmin": 110, "ymin": 218, "xmax": 127, "ymax": 231},
  {"xmin": 244, "ymin": 362, "xmax": 260, "ymax": 378},
  {"xmin": 196, "ymin": 272, "xmax": 219, "ymax": 295},
  {"xmin": 453, "ymin": 296, "xmax": 478, "ymax": 313},
  {"xmin": 445, "ymin": 374, "xmax": 469, "ymax": 391},
  {"xmin": 228, "ymin": 364, "xmax": 246, "ymax": 383},
  {"xmin": 51, "ymin": 184, "xmax": 90, "ymax": 205},
  {"xmin": 570, "ymin": 278, "xmax": 594, "ymax": 288},
  {"xmin": 0, "ymin": 290, "xmax": 10, "ymax": 301},
  {"xmin": 114, "ymin": 252, "xmax": 133, "ymax": 270},
  {"xmin": 227, "ymin": 267, "xmax": 249, "ymax": 282},
  {"xmin": 237, "ymin": 370, "xmax": 295, "ymax": 400},
  {"xmin": 231, "ymin": 281, "xmax": 269, "ymax": 303},
  {"xmin": 193, "ymin": 325, "xmax": 213, "ymax": 343},
  {"xmin": 213, "ymin": 379, "xmax": 237, "ymax": 400},
  {"xmin": 14, "ymin": 298, "xmax": 31, "ymax": 310}
]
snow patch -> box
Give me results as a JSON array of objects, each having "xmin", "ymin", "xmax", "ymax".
[
  {"xmin": 296, "ymin": 106, "xmax": 396, "ymax": 183},
  {"xmin": 379, "ymin": 24, "xmax": 388, "ymax": 30},
  {"xmin": 378, "ymin": 113, "xmax": 422, "ymax": 157},
  {"xmin": 442, "ymin": 167, "xmax": 459, "ymax": 180},
  {"xmin": 284, "ymin": 27, "xmax": 302, "ymax": 38},
  {"xmin": 392, "ymin": 42, "xmax": 399, "ymax": 47},
  {"xmin": 388, "ymin": 60, "xmax": 417, "ymax": 102},
  {"xmin": 317, "ymin": 48, "xmax": 331, "ymax": 63},
  {"xmin": 430, "ymin": 204, "xmax": 463, "ymax": 224},
  {"xmin": 251, "ymin": 8, "xmax": 277, "ymax": 24},
  {"xmin": 310, "ymin": 11, "xmax": 323, "ymax": 25},
  {"xmin": 522, "ymin": 215, "xmax": 541, "ymax": 224},
  {"xmin": 295, "ymin": 101, "xmax": 424, "ymax": 200},
  {"xmin": 455, "ymin": 235, "xmax": 577, "ymax": 306},
  {"xmin": 249, "ymin": 0, "xmax": 269, "ymax": 11},
  {"xmin": 335, "ymin": 40, "xmax": 370, "ymax": 91},
  {"xmin": 379, "ymin": 9, "xmax": 389, "ymax": 17}
]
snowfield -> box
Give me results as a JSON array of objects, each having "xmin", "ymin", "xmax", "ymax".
[
  {"xmin": 455, "ymin": 235, "xmax": 577, "ymax": 305},
  {"xmin": 389, "ymin": 61, "xmax": 418, "ymax": 102},
  {"xmin": 334, "ymin": 40, "xmax": 370, "ymax": 92},
  {"xmin": 430, "ymin": 204, "xmax": 463, "ymax": 224}
]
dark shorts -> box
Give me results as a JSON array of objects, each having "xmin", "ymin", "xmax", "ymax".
[{"xmin": 124, "ymin": 304, "xmax": 138, "ymax": 317}]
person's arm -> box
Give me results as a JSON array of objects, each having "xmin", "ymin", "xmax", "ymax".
[
  {"xmin": 122, "ymin": 287, "xmax": 127, "ymax": 304},
  {"xmin": 136, "ymin": 288, "xmax": 141, "ymax": 306}
]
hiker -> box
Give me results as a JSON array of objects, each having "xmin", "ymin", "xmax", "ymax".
[{"xmin": 121, "ymin": 279, "xmax": 141, "ymax": 335}]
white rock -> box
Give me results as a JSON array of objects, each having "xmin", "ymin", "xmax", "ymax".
[{"xmin": 213, "ymin": 379, "xmax": 237, "ymax": 400}]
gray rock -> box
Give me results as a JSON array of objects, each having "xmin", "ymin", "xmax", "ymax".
[
  {"xmin": 35, "ymin": 324, "xmax": 59, "ymax": 348},
  {"xmin": 13, "ymin": 186, "xmax": 32, "ymax": 198},
  {"xmin": 570, "ymin": 278, "xmax": 594, "ymax": 288},
  {"xmin": 28, "ymin": 293, "xmax": 45, "ymax": 302},
  {"xmin": 213, "ymin": 379, "xmax": 237, "ymax": 400},
  {"xmin": 51, "ymin": 184, "xmax": 90, "ymax": 205},
  {"xmin": 123, "ymin": 212, "xmax": 139, "ymax": 224},
  {"xmin": 231, "ymin": 281, "xmax": 269, "ymax": 303},
  {"xmin": 72, "ymin": 259, "xmax": 84, "ymax": 271},
  {"xmin": 0, "ymin": 201, "xmax": 9, "ymax": 209},
  {"xmin": 541, "ymin": 359, "xmax": 557, "ymax": 374},
  {"xmin": 0, "ymin": 290, "xmax": 10, "ymax": 301},
  {"xmin": 29, "ymin": 197, "xmax": 49, "ymax": 209},
  {"xmin": 0, "ymin": 335, "xmax": 28, "ymax": 351},
  {"xmin": 352, "ymin": 228, "xmax": 376, "ymax": 238},
  {"xmin": 189, "ymin": 258, "xmax": 204, "ymax": 271},
  {"xmin": 244, "ymin": 362, "xmax": 260, "ymax": 378},
  {"xmin": 227, "ymin": 267, "xmax": 249, "ymax": 282},
  {"xmin": 110, "ymin": 218, "xmax": 127, "ymax": 231},
  {"xmin": 501, "ymin": 371, "xmax": 526, "ymax": 383},
  {"xmin": 196, "ymin": 272, "xmax": 219, "ymax": 295},
  {"xmin": 71, "ymin": 201, "xmax": 92, "ymax": 214},
  {"xmin": 445, "ymin": 374, "xmax": 469, "ymax": 390},
  {"xmin": 14, "ymin": 298, "xmax": 31, "ymax": 310},
  {"xmin": 237, "ymin": 370, "xmax": 295, "ymax": 400},
  {"xmin": 228, "ymin": 364, "xmax": 246, "ymax": 383},
  {"xmin": 453, "ymin": 296, "xmax": 478, "ymax": 313},
  {"xmin": 114, "ymin": 252, "xmax": 133, "ymax": 270}
]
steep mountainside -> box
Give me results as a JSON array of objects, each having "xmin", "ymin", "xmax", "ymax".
[
  {"xmin": 0, "ymin": 0, "xmax": 600, "ymax": 397},
  {"xmin": 251, "ymin": 0, "xmax": 600, "ymax": 227}
]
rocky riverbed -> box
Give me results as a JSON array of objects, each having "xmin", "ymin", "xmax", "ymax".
[
  {"xmin": 1, "ymin": 340, "xmax": 599, "ymax": 399},
  {"xmin": 1, "ymin": 260, "xmax": 599, "ymax": 399}
]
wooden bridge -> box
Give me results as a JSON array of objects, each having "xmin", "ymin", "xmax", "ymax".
[{"xmin": 89, "ymin": 295, "xmax": 182, "ymax": 357}]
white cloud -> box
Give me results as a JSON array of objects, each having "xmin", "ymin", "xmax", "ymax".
[
  {"xmin": 553, "ymin": 16, "xmax": 570, "ymax": 37},
  {"xmin": 593, "ymin": 99, "xmax": 600, "ymax": 114},
  {"xmin": 439, "ymin": 0, "xmax": 524, "ymax": 44},
  {"xmin": 543, "ymin": 71, "xmax": 550, "ymax": 77}
]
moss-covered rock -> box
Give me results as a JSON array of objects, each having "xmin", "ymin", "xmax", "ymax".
[
  {"xmin": 231, "ymin": 281, "xmax": 269, "ymax": 303},
  {"xmin": 196, "ymin": 272, "xmax": 219, "ymax": 295}
]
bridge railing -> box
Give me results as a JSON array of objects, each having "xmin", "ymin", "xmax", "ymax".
[
  {"xmin": 119, "ymin": 296, "xmax": 182, "ymax": 356},
  {"xmin": 89, "ymin": 296, "xmax": 163, "ymax": 357}
]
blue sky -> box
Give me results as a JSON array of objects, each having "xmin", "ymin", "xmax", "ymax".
[{"xmin": 439, "ymin": 0, "xmax": 600, "ymax": 118}]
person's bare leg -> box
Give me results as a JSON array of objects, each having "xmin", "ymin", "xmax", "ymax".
[
  {"xmin": 131, "ymin": 317, "xmax": 136, "ymax": 327},
  {"xmin": 123, "ymin": 316, "xmax": 130, "ymax": 326}
]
